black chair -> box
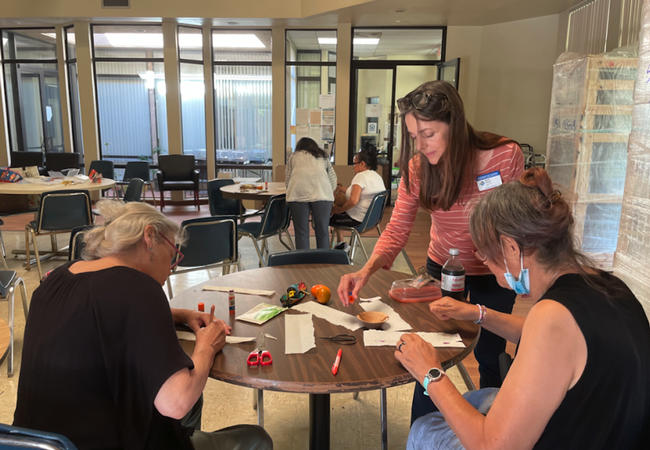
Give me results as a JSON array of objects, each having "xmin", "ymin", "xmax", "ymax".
[
  {"xmin": 0, "ymin": 423, "xmax": 78, "ymax": 450},
  {"xmin": 167, "ymin": 216, "xmax": 239, "ymax": 298},
  {"xmin": 9, "ymin": 151, "xmax": 46, "ymax": 175},
  {"xmin": 68, "ymin": 225, "xmax": 94, "ymax": 261},
  {"xmin": 123, "ymin": 178, "xmax": 144, "ymax": 203},
  {"xmin": 119, "ymin": 161, "xmax": 156, "ymax": 206},
  {"xmin": 207, "ymin": 179, "xmax": 260, "ymax": 222},
  {"xmin": 267, "ymin": 249, "xmax": 349, "ymax": 267},
  {"xmin": 238, "ymin": 194, "xmax": 293, "ymax": 267},
  {"xmin": 45, "ymin": 153, "xmax": 81, "ymax": 172},
  {"xmin": 88, "ymin": 160, "xmax": 116, "ymax": 198},
  {"xmin": 0, "ymin": 271, "xmax": 27, "ymax": 377},
  {"xmin": 25, "ymin": 190, "xmax": 93, "ymax": 280},
  {"xmin": 156, "ymin": 155, "xmax": 200, "ymax": 211},
  {"xmin": 330, "ymin": 190, "xmax": 416, "ymax": 275}
]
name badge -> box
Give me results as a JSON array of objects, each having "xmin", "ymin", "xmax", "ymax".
[{"xmin": 476, "ymin": 171, "xmax": 502, "ymax": 192}]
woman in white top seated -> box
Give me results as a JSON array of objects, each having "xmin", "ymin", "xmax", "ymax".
[
  {"xmin": 286, "ymin": 137, "xmax": 338, "ymax": 249},
  {"xmin": 331, "ymin": 147, "xmax": 386, "ymax": 250}
]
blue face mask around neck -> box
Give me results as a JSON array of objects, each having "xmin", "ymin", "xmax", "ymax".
[{"xmin": 502, "ymin": 245, "xmax": 530, "ymax": 295}]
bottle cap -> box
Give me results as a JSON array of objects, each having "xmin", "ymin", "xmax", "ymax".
[
  {"xmin": 229, "ymin": 290, "xmax": 234, "ymax": 293},
  {"xmin": 449, "ymin": 248, "xmax": 459, "ymax": 256},
  {"xmin": 198, "ymin": 302, "xmax": 205, "ymax": 312}
]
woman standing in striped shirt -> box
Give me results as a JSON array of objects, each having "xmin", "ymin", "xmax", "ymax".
[{"xmin": 337, "ymin": 80, "xmax": 525, "ymax": 423}]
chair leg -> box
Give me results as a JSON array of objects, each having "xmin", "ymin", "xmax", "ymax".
[
  {"xmin": 457, "ymin": 361, "xmax": 476, "ymax": 391},
  {"xmin": 251, "ymin": 238, "xmax": 266, "ymax": 267},
  {"xmin": 7, "ymin": 285, "xmax": 14, "ymax": 377},
  {"xmin": 380, "ymin": 388, "xmax": 388, "ymax": 450},
  {"xmin": 32, "ymin": 231, "xmax": 44, "ymax": 281},
  {"xmin": 195, "ymin": 190, "xmax": 200, "ymax": 211},
  {"xmin": 330, "ymin": 228, "xmax": 336, "ymax": 249},
  {"xmin": 354, "ymin": 230, "xmax": 369, "ymax": 261},
  {"xmin": 160, "ymin": 193, "xmax": 165, "ymax": 211},
  {"xmin": 0, "ymin": 230, "xmax": 8, "ymax": 270},
  {"xmin": 17, "ymin": 277, "xmax": 28, "ymax": 320},
  {"xmin": 149, "ymin": 183, "xmax": 157, "ymax": 206},
  {"xmin": 24, "ymin": 227, "xmax": 31, "ymax": 272},
  {"xmin": 166, "ymin": 277, "xmax": 174, "ymax": 299},
  {"xmin": 278, "ymin": 232, "xmax": 293, "ymax": 251}
]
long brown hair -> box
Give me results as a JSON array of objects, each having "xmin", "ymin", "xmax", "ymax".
[
  {"xmin": 296, "ymin": 137, "xmax": 328, "ymax": 159},
  {"xmin": 398, "ymin": 81, "xmax": 518, "ymax": 211}
]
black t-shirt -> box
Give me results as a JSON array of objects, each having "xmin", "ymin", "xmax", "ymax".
[
  {"xmin": 14, "ymin": 263, "xmax": 195, "ymax": 450},
  {"xmin": 533, "ymin": 273, "xmax": 650, "ymax": 450}
]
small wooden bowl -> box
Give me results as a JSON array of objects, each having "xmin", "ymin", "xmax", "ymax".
[{"xmin": 356, "ymin": 311, "xmax": 389, "ymax": 329}]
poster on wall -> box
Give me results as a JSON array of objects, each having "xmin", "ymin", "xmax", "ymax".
[
  {"xmin": 321, "ymin": 108, "xmax": 335, "ymax": 126},
  {"xmin": 319, "ymin": 94, "xmax": 335, "ymax": 109},
  {"xmin": 367, "ymin": 123, "xmax": 377, "ymax": 134},
  {"xmin": 309, "ymin": 126, "xmax": 321, "ymax": 140},
  {"xmin": 309, "ymin": 109, "xmax": 322, "ymax": 125},
  {"xmin": 296, "ymin": 109, "xmax": 309, "ymax": 126},
  {"xmin": 321, "ymin": 125, "xmax": 334, "ymax": 141},
  {"xmin": 365, "ymin": 104, "xmax": 382, "ymax": 118},
  {"xmin": 296, "ymin": 126, "xmax": 309, "ymax": 142}
]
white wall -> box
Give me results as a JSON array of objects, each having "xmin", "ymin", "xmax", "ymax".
[
  {"xmin": 473, "ymin": 15, "xmax": 559, "ymax": 154},
  {"xmin": 446, "ymin": 26, "xmax": 483, "ymax": 125}
]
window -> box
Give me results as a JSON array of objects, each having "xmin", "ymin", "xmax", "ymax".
[
  {"xmin": 212, "ymin": 29, "xmax": 272, "ymax": 180},
  {"xmin": 65, "ymin": 26, "xmax": 83, "ymax": 154},
  {"xmin": 285, "ymin": 30, "xmax": 336, "ymax": 162},
  {"xmin": 2, "ymin": 28, "xmax": 65, "ymax": 154},
  {"xmin": 353, "ymin": 28, "xmax": 444, "ymax": 61},
  {"xmin": 92, "ymin": 24, "xmax": 166, "ymax": 187},
  {"xmin": 179, "ymin": 26, "xmax": 207, "ymax": 197}
]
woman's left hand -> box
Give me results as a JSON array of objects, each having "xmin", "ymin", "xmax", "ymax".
[
  {"xmin": 332, "ymin": 205, "xmax": 342, "ymax": 214},
  {"xmin": 185, "ymin": 310, "xmax": 213, "ymax": 333},
  {"xmin": 394, "ymin": 333, "xmax": 442, "ymax": 383}
]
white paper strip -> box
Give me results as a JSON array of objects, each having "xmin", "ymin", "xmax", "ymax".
[
  {"xmin": 176, "ymin": 330, "xmax": 256, "ymax": 344},
  {"xmin": 202, "ymin": 286, "xmax": 276, "ymax": 297},
  {"xmin": 293, "ymin": 301, "xmax": 363, "ymax": 331},
  {"xmin": 359, "ymin": 297, "xmax": 412, "ymax": 331},
  {"xmin": 285, "ymin": 313, "xmax": 316, "ymax": 354},
  {"xmin": 363, "ymin": 330, "xmax": 466, "ymax": 348}
]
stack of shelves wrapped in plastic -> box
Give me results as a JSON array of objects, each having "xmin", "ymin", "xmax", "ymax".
[
  {"xmin": 614, "ymin": 0, "xmax": 650, "ymax": 316},
  {"xmin": 546, "ymin": 53, "xmax": 637, "ymax": 271}
]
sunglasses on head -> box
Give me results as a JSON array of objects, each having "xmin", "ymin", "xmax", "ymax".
[{"xmin": 397, "ymin": 92, "xmax": 446, "ymax": 113}]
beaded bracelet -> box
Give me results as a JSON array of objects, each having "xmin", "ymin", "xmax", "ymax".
[{"xmin": 474, "ymin": 304, "xmax": 486, "ymax": 325}]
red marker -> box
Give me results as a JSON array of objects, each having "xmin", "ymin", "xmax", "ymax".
[{"xmin": 331, "ymin": 348, "xmax": 342, "ymax": 375}]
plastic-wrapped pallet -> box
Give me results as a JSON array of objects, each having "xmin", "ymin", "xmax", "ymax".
[
  {"xmin": 546, "ymin": 52, "xmax": 637, "ymax": 271},
  {"xmin": 614, "ymin": 0, "xmax": 650, "ymax": 316}
]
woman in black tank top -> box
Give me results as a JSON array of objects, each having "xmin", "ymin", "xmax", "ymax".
[{"xmin": 395, "ymin": 168, "xmax": 650, "ymax": 450}]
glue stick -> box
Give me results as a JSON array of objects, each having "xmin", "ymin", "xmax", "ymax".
[{"xmin": 229, "ymin": 290, "xmax": 235, "ymax": 314}]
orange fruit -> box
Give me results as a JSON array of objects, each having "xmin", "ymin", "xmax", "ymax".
[{"xmin": 311, "ymin": 285, "xmax": 331, "ymax": 304}]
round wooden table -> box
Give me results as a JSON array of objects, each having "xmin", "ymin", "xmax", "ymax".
[
  {"xmin": 220, "ymin": 181, "xmax": 286, "ymax": 201},
  {"xmin": 170, "ymin": 265, "xmax": 479, "ymax": 450},
  {"xmin": 0, "ymin": 178, "xmax": 116, "ymax": 195}
]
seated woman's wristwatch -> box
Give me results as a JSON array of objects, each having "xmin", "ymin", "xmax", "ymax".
[{"xmin": 423, "ymin": 367, "xmax": 446, "ymax": 396}]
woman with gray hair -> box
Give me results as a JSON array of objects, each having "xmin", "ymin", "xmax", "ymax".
[
  {"xmin": 396, "ymin": 168, "xmax": 650, "ymax": 450},
  {"xmin": 14, "ymin": 200, "xmax": 272, "ymax": 450}
]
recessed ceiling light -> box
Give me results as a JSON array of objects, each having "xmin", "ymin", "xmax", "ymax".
[
  {"xmin": 318, "ymin": 37, "xmax": 337, "ymax": 45},
  {"xmin": 395, "ymin": 20, "xmax": 401, "ymax": 23}
]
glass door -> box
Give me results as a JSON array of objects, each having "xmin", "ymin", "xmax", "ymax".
[{"xmin": 437, "ymin": 58, "xmax": 460, "ymax": 88}]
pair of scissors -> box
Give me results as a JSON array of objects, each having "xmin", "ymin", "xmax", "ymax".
[
  {"xmin": 319, "ymin": 334, "xmax": 357, "ymax": 345},
  {"xmin": 247, "ymin": 332, "xmax": 273, "ymax": 366}
]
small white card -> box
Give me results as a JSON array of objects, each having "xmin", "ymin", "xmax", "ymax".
[{"xmin": 476, "ymin": 171, "xmax": 502, "ymax": 191}]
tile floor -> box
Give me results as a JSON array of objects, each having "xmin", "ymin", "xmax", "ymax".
[{"xmin": 0, "ymin": 224, "xmax": 469, "ymax": 449}]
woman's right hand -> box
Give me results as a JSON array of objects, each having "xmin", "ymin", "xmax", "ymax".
[
  {"xmin": 338, "ymin": 270, "xmax": 371, "ymax": 306},
  {"xmin": 195, "ymin": 319, "xmax": 231, "ymax": 355},
  {"xmin": 429, "ymin": 296, "xmax": 480, "ymax": 322}
]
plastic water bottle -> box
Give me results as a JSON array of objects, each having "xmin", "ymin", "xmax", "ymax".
[{"xmin": 441, "ymin": 248, "xmax": 465, "ymax": 301}]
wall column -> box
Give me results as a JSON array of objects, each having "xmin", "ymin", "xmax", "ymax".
[
  {"xmin": 73, "ymin": 21, "xmax": 100, "ymax": 165},
  {"xmin": 202, "ymin": 25, "xmax": 215, "ymax": 181},
  {"xmin": 335, "ymin": 23, "xmax": 351, "ymax": 165},
  {"xmin": 271, "ymin": 26, "xmax": 285, "ymax": 180},
  {"xmin": 55, "ymin": 25, "xmax": 74, "ymax": 154}
]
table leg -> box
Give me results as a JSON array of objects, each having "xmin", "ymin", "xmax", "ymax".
[
  {"xmin": 309, "ymin": 393, "xmax": 330, "ymax": 450},
  {"xmin": 257, "ymin": 389, "xmax": 264, "ymax": 428},
  {"xmin": 381, "ymin": 388, "xmax": 388, "ymax": 450}
]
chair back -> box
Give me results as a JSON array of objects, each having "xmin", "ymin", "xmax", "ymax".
[
  {"xmin": 0, "ymin": 423, "xmax": 78, "ymax": 450},
  {"xmin": 123, "ymin": 161, "xmax": 151, "ymax": 182},
  {"xmin": 68, "ymin": 225, "xmax": 94, "ymax": 261},
  {"xmin": 36, "ymin": 190, "xmax": 92, "ymax": 232},
  {"xmin": 158, "ymin": 155, "xmax": 196, "ymax": 181},
  {"xmin": 257, "ymin": 194, "xmax": 290, "ymax": 239},
  {"xmin": 88, "ymin": 160, "xmax": 114, "ymax": 180},
  {"xmin": 355, "ymin": 190, "xmax": 389, "ymax": 234},
  {"xmin": 267, "ymin": 249, "xmax": 349, "ymax": 267},
  {"xmin": 0, "ymin": 271, "xmax": 17, "ymax": 298},
  {"xmin": 177, "ymin": 216, "xmax": 237, "ymax": 268},
  {"xmin": 45, "ymin": 153, "xmax": 81, "ymax": 172},
  {"xmin": 207, "ymin": 179, "xmax": 240, "ymax": 216},
  {"xmin": 10, "ymin": 151, "xmax": 44, "ymax": 168},
  {"xmin": 123, "ymin": 178, "xmax": 144, "ymax": 203}
]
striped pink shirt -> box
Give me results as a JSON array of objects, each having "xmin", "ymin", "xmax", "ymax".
[{"xmin": 374, "ymin": 142, "xmax": 525, "ymax": 276}]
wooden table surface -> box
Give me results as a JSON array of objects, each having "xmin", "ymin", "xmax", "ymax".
[
  {"xmin": 171, "ymin": 265, "xmax": 479, "ymax": 394},
  {"xmin": 0, "ymin": 178, "xmax": 116, "ymax": 195},
  {"xmin": 0, "ymin": 317, "xmax": 9, "ymax": 368},
  {"xmin": 220, "ymin": 181, "xmax": 286, "ymax": 201}
]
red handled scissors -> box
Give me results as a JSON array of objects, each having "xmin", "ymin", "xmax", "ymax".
[{"xmin": 247, "ymin": 332, "xmax": 273, "ymax": 366}]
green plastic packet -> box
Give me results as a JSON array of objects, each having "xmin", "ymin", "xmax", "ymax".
[{"xmin": 236, "ymin": 303, "xmax": 287, "ymax": 325}]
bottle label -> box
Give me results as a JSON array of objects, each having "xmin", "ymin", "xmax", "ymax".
[{"xmin": 441, "ymin": 274, "xmax": 465, "ymax": 292}]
